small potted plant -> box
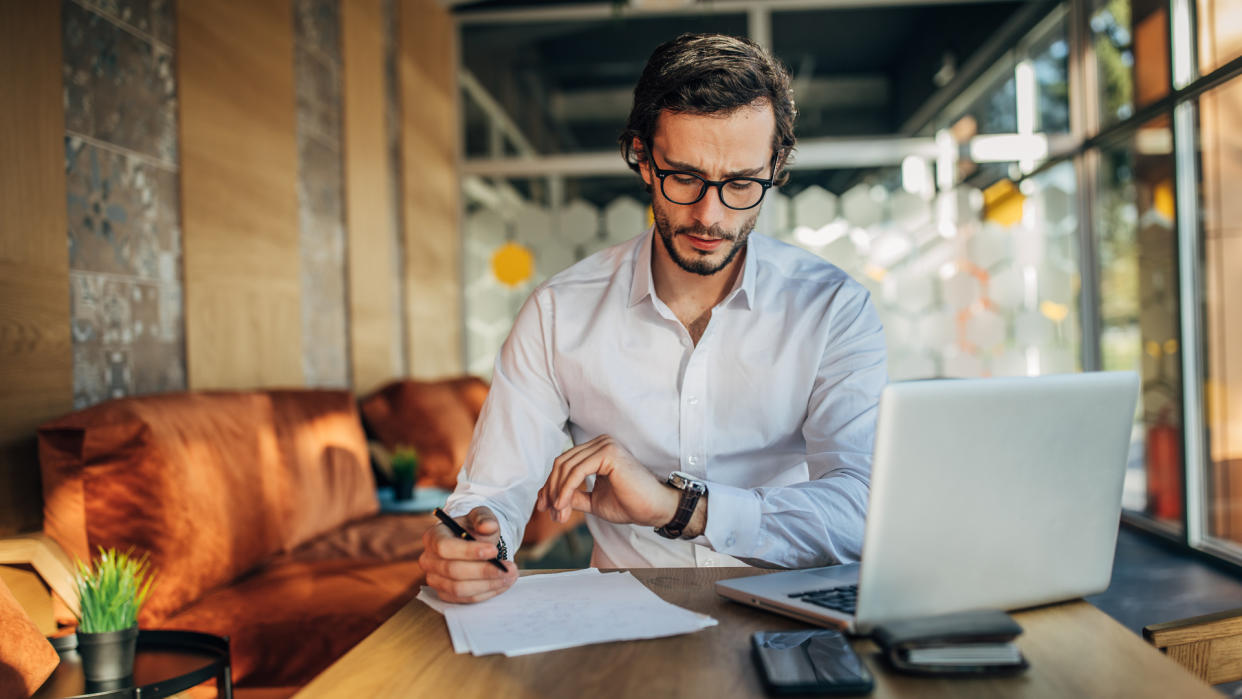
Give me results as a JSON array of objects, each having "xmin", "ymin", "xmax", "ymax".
[
  {"xmin": 73, "ymin": 548, "xmax": 156, "ymax": 681},
  {"xmin": 391, "ymin": 446, "xmax": 419, "ymax": 501}
]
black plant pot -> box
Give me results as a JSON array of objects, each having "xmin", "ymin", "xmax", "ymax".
[
  {"xmin": 77, "ymin": 625, "xmax": 139, "ymax": 681},
  {"xmin": 394, "ymin": 472, "xmax": 415, "ymax": 501}
]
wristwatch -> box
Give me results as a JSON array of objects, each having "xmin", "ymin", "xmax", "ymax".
[{"xmin": 655, "ymin": 471, "xmax": 708, "ymax": 539}]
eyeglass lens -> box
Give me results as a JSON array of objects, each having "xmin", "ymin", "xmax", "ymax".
[{"xmin": 661, "ymin": 173, "xmax": 765, "ymax": 209}]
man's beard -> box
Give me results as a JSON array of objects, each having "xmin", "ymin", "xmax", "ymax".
[{"xmin": 653, "ymin": 203, "xmax": 758, "ymax": 277}]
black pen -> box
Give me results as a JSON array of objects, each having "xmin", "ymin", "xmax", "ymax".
[{"xmin": 434, "ymin": 507, "xmax": 507, "ymax": 572}]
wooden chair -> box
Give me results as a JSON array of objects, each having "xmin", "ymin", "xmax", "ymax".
[{"xmin": 1144, "ymin": 607, "xmax": 1242, "ymax": 685}]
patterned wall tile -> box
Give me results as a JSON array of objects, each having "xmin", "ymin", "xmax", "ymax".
[
  {"xmin": 295, "ymin": 0, "xmax": 340, "ymax": 59},
  {"xmin": 295, "ymin": 45, "xmax": 341, "ymax": 145},
  {"xmin": 297, "ymin": 137, "xmax": 349, "ymax": 388},
  {"xmin": 63, "ymin": 0, "xmax": 177, "ymax": 164},
  {"xmin": 294, "ymin": 0, "xmax": 349, "ymax": 388},
  {"xmin": 90, "ymin": 0, "xmax": 173, "ymax": 46},
  {"xmin": 65, "ymin": 137, "xmax": 180, "ymax": 280},
  {"xmin": 71, "ymin": 273, "xmax": 184, "ymax": 408},
  {"xmin": 384, "ymin": 0, "xmax": 409, "ymax": 376},
  {"xmin": 64, "ymin": 0, "xmax": 185, "ymax": 409}
]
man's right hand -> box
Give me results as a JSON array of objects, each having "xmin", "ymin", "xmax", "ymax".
[{"xmin": 419, "ymin": 506, "xmax": 519, "ymax": 604}]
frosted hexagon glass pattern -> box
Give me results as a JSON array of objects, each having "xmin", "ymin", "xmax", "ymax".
[
  {"xmin": 791, "ymin": 186, "xmax": 837, "ymax": 227},
  {"xmin": 1015, "ymin": 310, "xmax": 1054, "ymax": 346},
  {"xmin": 889, "ymin": 190, "xmax": 932, "ymax": 230},
  {"xmin": 964, "ymin": 309, "xmax": 1006, "ymax": 351},
  {"xmin": 840, "ymin": 184, "xmax": 884, "ymax": 228},
  {"xmin": 771, "ymin": 165, "xmax": 1080, "ymax": 381},
  {"xmin": 892, "ymin": 270, "xmax": 935, "ymax": 314},
  {"xmin": 462, "ymin": 190, "xmax": 649, "ymax": 378},
  {"xmin": 604, "ymin": 197, "xmax": 646, "ymax": 241},
  {"xmin": 941, "ymin": 268, "xmax": 980, "ymax": 309},
  {"xmin": 969, "ymin": 224, "xmax": 1012, "ymax": 270},
  {"xmin": 555, "ymin": 199, "xmax": 600, "ymax": 246}
]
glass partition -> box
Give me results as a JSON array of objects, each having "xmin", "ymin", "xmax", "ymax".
[
  {"xmin": 1090, "ymin": 0, "xmax": 1171, "ymax": 127},
  {"xmin": 747, "ymin": 161, "xmax": 1080, "ymax": 382},
  {"xmin": 1198, "ymin": 0, "xmax": 1242, "ymax": 75},
  {"xmin": 1094, "ymin": 115, "xmax": 1183, "ymax": 526},
  {"xmin": 1199, "ymin": 75, "xmax": 1242, "ymax": 549}
]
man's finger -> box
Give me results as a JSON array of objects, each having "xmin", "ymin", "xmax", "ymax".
[
  {"xmin": 466, "ymin": 506, "xmax": 499, "ymax": 535},
  {"xmin": 545, "ymin": 435, "xmax": 610, "ymax": 510},
  {"xmin": 568, "ymin": 489, "xmax": 593, "ymax": 515},
  {"xmin": 425, "ymin": 556, "xmax": 507, "ymax": 582},
  {"xmin": 429, "ymin": 527, "xmax": 499, "ymax": 560},
  {"xmin": 551, "ymin": 440, "xmax": 609, "ymax": 509},
  {"xmin": 555, "ymin": 444, "xmax": 608, "ymax": 510},
  {"xmin": 426, "ymin": 571, "xmax": 513, "ymax": 602}
]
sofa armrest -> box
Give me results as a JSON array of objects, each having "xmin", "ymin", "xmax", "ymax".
[{"xmin": 0, "ymin": 533, "xmax": 78, "ymax": 625}]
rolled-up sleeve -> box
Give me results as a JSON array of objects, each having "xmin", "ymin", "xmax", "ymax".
[
  {"xmin": 444, "ymin": 288, "xmax": 570, "ymax": 556},
  {"xmin": 703, "ymin": 288, "xmax": 887, "ymax": 568}
]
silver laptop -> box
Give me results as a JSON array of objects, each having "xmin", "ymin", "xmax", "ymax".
[{"xmin": 716, "ymin": 371, "xmax": 1139, "ymax": 634}]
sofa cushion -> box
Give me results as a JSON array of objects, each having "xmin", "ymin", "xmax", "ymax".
[
  {"xmin": 37, "ymin": 390, "xmax": 377, "ymax": 626},
  {"xmin": 267, "ymin": 391, "xmax": 378, "ymax": 550},
  {"xmin": 359, "ymin": 378, "xmax": 488, "ymax": 489},
  {"xmin": 0, "ymin": 576, "xmax": 59, "ymax": 697},
  {"xmin": 157, "ymin": 514, "xmax": 431, "ymax": 688}
]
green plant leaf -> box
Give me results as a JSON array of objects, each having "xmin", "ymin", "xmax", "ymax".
[{"xmin": 73, "ymin": 547, "xmax": 157, "ymax": 633}]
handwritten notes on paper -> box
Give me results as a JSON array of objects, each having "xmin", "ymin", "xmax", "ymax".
[{"xmin": 417, "ymin": 569, "xmax": 717, "ymax": 656}]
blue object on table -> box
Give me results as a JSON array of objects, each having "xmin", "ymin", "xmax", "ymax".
[{"xmin": 376, "ymin": 485, "xmax": 451, "ymax": 513}]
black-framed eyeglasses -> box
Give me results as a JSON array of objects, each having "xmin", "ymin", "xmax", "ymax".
[{"xmin": 647, "ymin": 144, "xmax": 776, "ymax": 211}]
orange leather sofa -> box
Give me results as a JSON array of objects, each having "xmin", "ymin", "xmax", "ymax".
[{"xmin": 37, "ymin": 389, "xmax": 437, "ymax": 696}]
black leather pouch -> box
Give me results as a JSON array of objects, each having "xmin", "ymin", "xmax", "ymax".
[{"xmin": 871, "ymin": 609, "xmax": 1029, "ymax": 676}]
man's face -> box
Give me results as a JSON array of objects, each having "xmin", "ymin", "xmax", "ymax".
[{"xmin": 639, "ymin": 105, "xmax": 777, "ymax": 277}]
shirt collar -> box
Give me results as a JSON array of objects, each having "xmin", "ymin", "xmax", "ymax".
[
  {"xmin": 627, "ymin": 225, "xmax": 758, "ymax": 311},
  {"xmin": 627, "ymin": 226, "xmax": 657, "ymax": 308},
  {"xmin": 725, "ymin": 234, "xmax": 757, "ymax": 311}
]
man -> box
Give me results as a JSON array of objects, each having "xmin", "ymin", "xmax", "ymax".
[{"xmin": 420, "ymin": 33, "xmax": 887, "ymax": 603}]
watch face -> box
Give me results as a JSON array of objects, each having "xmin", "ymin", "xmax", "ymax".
[
  {"xmin": 668, "ymin": 471, "xmax": 706, "ymax": 493},
  {"xmin": 668, "ymin": 471, "xmax": 693, "ymax": 489}
]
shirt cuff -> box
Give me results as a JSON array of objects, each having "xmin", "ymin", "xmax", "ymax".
[{"xmin": 702, "ymin": 482, "xmax": 761, "ymax": 557}]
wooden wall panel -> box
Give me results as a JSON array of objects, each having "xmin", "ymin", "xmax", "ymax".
[
  {"xmin": 343, "ymin": 0, "xmax": 402, "ymax": 394},
  {"xmin": 0, "ymin": 1, "xmax": 73, "ymax": 534},
  {"xmin": 400, "ymin": 0, "xmax": 462, "ymax": 378},
  {"xmin": 179, "ymin": 0, "xmax": 303, "ymax": 390}
]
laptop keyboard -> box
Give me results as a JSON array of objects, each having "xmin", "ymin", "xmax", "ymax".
[{"xmin": 788, "ymin": 584, "xmax": 858, "ymax": 614}]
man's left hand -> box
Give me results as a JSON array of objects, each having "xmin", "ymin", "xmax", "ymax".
[{"xmin": 537, "ymin": 435, "xmax": 680, "ymax": 528}]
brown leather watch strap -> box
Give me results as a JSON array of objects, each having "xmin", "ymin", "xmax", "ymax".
[{"xmin": 655, "ymin": 474, "xmax": 707, "ymax": 539}]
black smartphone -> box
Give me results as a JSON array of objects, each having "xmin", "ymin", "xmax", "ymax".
[{"xmin": 752, "ymin": 629, "xmax": 874, "ymax": 695}]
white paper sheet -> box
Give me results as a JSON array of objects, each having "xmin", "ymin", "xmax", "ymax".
[{"xmin": 418, "ymin": 569, "xmax": 716, "ymax": 656}]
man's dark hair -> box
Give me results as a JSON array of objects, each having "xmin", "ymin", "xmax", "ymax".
[{"xmin": 620, "ymin": 33, "xmax": 797, "ymax": 187}]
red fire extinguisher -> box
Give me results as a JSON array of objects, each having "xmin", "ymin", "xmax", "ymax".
[{"xmin": 1146, "ymin": 406, "xmax": 1182, "ymax": 521}]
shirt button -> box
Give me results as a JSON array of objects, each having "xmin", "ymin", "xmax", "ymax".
[
  {"xmin": 687, "ymin": 456, "xmax": 698, "ymax": 465},
  {"xmin": 687, "ymin": 396, "xmax": 699, "ymax": 405},
  {"xmin": 726, "ymin": 536, "xmax": 736, "ymax": 547}
]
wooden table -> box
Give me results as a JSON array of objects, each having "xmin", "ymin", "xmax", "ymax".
[{"xmin": 294, "ymin": 568, "xmax": 1218, "ymax": 698}]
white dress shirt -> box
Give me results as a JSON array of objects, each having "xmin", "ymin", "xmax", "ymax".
[{"xmin": 445, "ymin": 226, "xmax": 887, "ymax": 569}]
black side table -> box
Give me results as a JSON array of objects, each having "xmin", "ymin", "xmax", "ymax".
[{"xmin": 34, "ymin": 630, "xmax": 233, "ymax": 699}]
